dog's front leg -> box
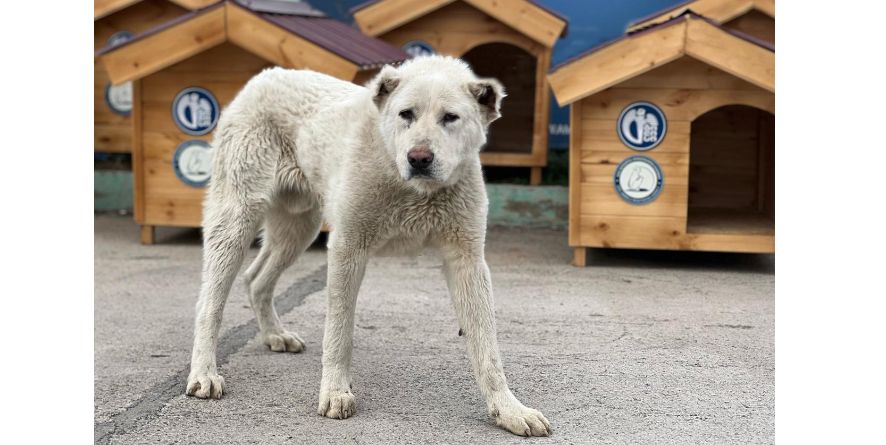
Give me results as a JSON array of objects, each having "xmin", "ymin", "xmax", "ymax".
[
  {"xmin": 317, "ymin": 239, "xmax": 368, "ymax": 420},
  {"xmin": 443, "ymin": 248, "xmax": 551, "ymax": 437}
]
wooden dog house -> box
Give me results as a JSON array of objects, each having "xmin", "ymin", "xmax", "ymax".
[
  {"xmin": 352, "ymin": 0, "xmax": 568, "ymax": 185},
  {"xmin": 96, "ymin": 0, "xmax": 408, "ymax": 244},
  {"xmin": 547, "ymin": 12, "xmax": 775, "ymax": 266},
  {"xmin": 628, "ymin": 0, "xmax": 774, "ymax": 44},
  {"xmin": 94, "ymin": 0, "xmax": 215, "ymax": 153}
]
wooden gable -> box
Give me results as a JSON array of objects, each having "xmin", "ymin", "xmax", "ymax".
[
  {"xmin": 548, "ymin": 13, "xmax": 774, "ymax": 107},
  {"xmin": 352, "ymin": 0, "xmax": 567, "ymax": 48},
  {"xmin": 97, "ymin": 2, "xmax": 373, "ymax": 85}
]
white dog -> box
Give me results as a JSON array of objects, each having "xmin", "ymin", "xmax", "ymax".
[{"xmin": 185, "ymin": 56, "xmax": 550, "ymax": 437}]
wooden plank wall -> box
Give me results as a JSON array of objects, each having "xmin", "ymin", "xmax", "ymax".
[
  {"xmin": 94, "ymin": 0, "xmax": 188, "ymax": 153},
  {"xmin": 138, "ymin": 44, "xmax": 273, "ymax": 227},
  {"xmin": 573, "ymin": 57, "xmax": 775, "ymax": 252}
]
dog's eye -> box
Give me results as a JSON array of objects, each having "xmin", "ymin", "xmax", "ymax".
[
  {"xmin": 442, "ymin": 113, "xmax": 460, "ymax": 124},
  {"xmin": 399, "ymin": 109, "xmax": 414, "ymax": 121}
]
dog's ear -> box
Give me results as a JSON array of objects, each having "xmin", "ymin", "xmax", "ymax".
[
  {"xmin": 468, "ymin": 78, "xmax": 506, "ymax": 125},
  {"xmin": 369, "ymin": 65, "xmax": 400, "ymax": 109}
]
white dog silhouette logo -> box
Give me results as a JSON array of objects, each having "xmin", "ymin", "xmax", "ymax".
[
  {"xmin": 173, "ymin": 140, "xmax": 213, "ymax": 187},
  {"xmin": 617, "ymin": 102, "xmax": 667, "ymax": 151},
  {"xmin": 614, "ymin": 156, "xmax": 663, "ymax": 204}
]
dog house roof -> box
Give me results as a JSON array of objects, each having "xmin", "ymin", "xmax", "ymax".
[
  {"xmin": 96, "ymin": 0, "xmax": 408, "ymax": 83},
  {"xmin": 95, "ymin": 0, "xmax": 217, "ymax": 20},
  {"xmin": 547, "ymin": 11, "xmax": 774, "ymax": 106},
  {"xmin": 351, "ymin": 0, "xmax": 568, "ymax": 48},
  {"xmin": 627, "ymin": 0, "xmax": 774, "ymax": 33}
]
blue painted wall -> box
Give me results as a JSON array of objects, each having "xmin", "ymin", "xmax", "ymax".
[{"xmin": 313, "ymin": 0, "xmax": 685, "ymax": 149}]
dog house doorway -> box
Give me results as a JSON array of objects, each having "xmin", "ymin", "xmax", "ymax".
[
  {"xmin": 461, "ymin": 42, "xmax": 536, "ymax": 154},
  {"xmin": 688, "ymin": 105, "xmax": 775, "ymax": 237}
]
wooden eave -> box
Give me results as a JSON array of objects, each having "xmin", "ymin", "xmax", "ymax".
[
  {"xmin": 548, "ymin": 15, "xmax": 775, "ymax": 106},
  {"xmin": 94, "ymin": 0, "xmax": 214, "ymax": 21},
  {"xmin": 627, "ymin": 0, "xmax": 774, "ymax": 32},
  {"xmin": 353, "ymin": 0, "xmax": 567, "ymax": 48},
  {"xmin": 168, "ymin": 0, "xmax": 220, "ymax": 10},
  {"xmin": 97, "ymin": 2, "xmax": 362, "ymax": 85},
  {"xmin": 95, "ymin": 0, "xmax": 143, "ymax": 20}
]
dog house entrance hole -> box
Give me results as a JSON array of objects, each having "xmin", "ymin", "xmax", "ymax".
[
  {"xmin": 461, "ymin": 43, "xmax": 536, "ymax": 154},
  {"xmin": 688, "ymin": 105, "xmax": 775, "ymax": 235}
]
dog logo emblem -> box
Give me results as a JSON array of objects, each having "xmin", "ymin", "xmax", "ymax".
[
  {"xmin": 105, "ymin": 81, "xmax": 133, "ymax": 116},
  {"xmin": 173, "ymin": 140, "xmax": 214, "ymax": 187},
  {"xmin": 172, "ymin": 87, "xmax": 219, "ymax": 136},
  {"xmin": 614, "ymin": 156, "xmax": 663, "ymax": 205},
  {"xmin": 402, "ymin": 40, "xmax": 435, "ymax": 58},
  {"xmin": 107, "ymin": 31, "xmax": 133, "ymax": 47},
  {"xmin": 617, "ymin": 102, "xmax": 667, "ymax": 151},
  {"xmin": 104, "ymin": 32, "xmax": 134, "ymax": 116}
]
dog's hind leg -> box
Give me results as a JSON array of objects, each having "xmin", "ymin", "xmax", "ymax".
[
  {"xmin": 186, "ymin": 124, "xmax": 279, "ymax": 399},
  {"xmin": 245, "ymin": 197, "xmax": 322, "ymax": 353},
  {"xmin": 186, "ymin": 193, "xmax": 267, "ymax": 399}
]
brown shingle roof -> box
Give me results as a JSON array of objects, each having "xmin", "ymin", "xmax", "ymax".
[
  {"xmin": 254, "ymin": 6, "xmax": 408, "ymax": 69},
  {"xmin": 95, "ymin": 0, "xmax": 408, "ymax": 70}
]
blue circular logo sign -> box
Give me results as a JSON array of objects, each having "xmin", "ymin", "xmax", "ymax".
[
  {"xmin": 402, "ymin": 40, "xmax": 435, "ymax": 58},
  {"xmin": 173, "ymin": 140, "xmax": 214, "ymax": 187},
  {"xmin": 172, "ymin": 87, "xmax": 219, "ymax": 136},
  {"xmin": 105, "ymin": 81, "xmax": 132, "ymax": 116},
  {"xmin": 107, "ymin": 31, "xmax": 134, "ymax": 47},
  {"xmin": 617, "ymin": 101, "xmax": 667, "ymax": 151},
  {"xmin": 614, "ymin": 156, "xmax": 663, "ymax": 205}
]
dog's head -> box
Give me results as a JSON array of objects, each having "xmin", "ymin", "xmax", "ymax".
[{"xmin": 369, "ymin": 56, "xmax": 505, "ymax": 192}]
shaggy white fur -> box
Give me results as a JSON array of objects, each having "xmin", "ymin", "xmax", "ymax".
[{"xmin": 185, "ymin": 56, "xmax": 551, "ymax": 437}]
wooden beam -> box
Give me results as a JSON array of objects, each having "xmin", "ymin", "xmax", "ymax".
[
  {"xmin": 94, "ymin": 0, "xmax": 142, "ymax": 20},
  {"xmin": 480, "ymin": 151, "xmax": 543, "ymax": 167},
  {"xmin": 573, "ymin": 247, "xmax": 587, "ymax": 267},
  {"xmin": 529, "ymin": 167, "xmax": 542, "ymax": 185},
  {"xmin": 694, "ymin": 0, "xmax": 755, "ymax": 24},
  {"xmin": 548, "ymin": 20, "xmax": 687, "ymax": 106},
  {"xmin": 226, "ymin": 3, "xmax": 359, "ymax": 81},
  {"xmin": 685, "ymin": 18, "xmax": 774, "ymax": 93},
  {"xmin": 140, "ymin": 225, "xmax": 156, "ymax": 245},
  {"xmin": 168, "ymin": 0, "xmax": 219, "ymax": 10},
  {"xmin": 463, "ymin": 0, "xmax": 566, "ymax": 48},
  {"xmin": 529, "ymin": 49, "xmax": 552, "ymax": 167},
  {"xmin": 753, "ymin": 0, "xmax": 776, "ymax": 18},
  {"xmin": 131, "ymin": 79, "xmax": 145, "ymax": 224},
  {"xmin": 99, "ymin": 5, "xmax": 226, "ymax": 84},
  {"xmin": 568, "ymin": 102, "xmax": 582, "ymax": 247},
  {"xmin": 626, "ymin": 0, "xmax": 760, "ymax": 32},
  {"xmin": 353, "ymin": 0, "xmax": 454, "ymax": 36}
]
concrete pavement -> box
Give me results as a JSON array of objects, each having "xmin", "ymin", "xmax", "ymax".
[{"xmin": 94, "ymin": 214, "xmax": 774, "ymax": 444}]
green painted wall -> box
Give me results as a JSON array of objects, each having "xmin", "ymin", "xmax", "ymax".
[
  {"xmin": 486, "ymin": 184, "xmax": 568, "ymax": 229},
  {"xmin": 94, "ymin": 172, "xmax": 567, "ymax": 230},
  {"xmin": 94, "ymin": 170, "xmax": 133, "ymax": 212}
]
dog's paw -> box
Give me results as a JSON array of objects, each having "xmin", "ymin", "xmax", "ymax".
[
  {"xmin": 186, "ymin": 371, "xmax": 225, "ymax": 399},
  {"xmin": 493, "ymin": 404, "xmax": 551, "ymax": 437},
  {"xmin": 263, "ymin": 331, "xmax": 305, "ymax": 353},
  {"xmin": 317, "ymin": 387, "xmax": 356, "ymax": 419}
]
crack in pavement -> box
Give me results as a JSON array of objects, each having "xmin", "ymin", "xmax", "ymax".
[{"xmin": 95, "ymin": 265, "xmax": 328, "ymax": 445}]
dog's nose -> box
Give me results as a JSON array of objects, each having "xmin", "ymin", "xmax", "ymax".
[{"xmin": 407, "ymin": 147, "xmax": 434, "ymax": 170}]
